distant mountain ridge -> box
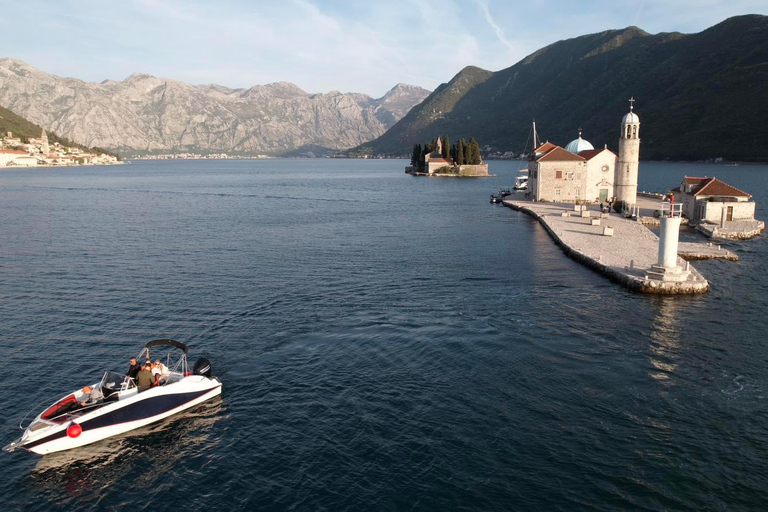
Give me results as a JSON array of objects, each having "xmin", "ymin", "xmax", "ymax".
[
  {"xmin": 352, "ymin": 15, "xmax": 768, "ymax": 161},
  {"xmin": 0, "ymin": 60, "xmax": 430, "ymax": 157}
]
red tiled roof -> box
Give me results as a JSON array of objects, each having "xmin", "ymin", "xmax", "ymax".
[
  {"xmin": 0, "ymin": 149, "xmax": 28, "ymax": 154},
  {"xmin": 537, "ymin": 146, "xmax": 585, "ymax": 162},
  {"xmin": 693, "ymin": 177, "xmax": 751, "ymax": 198},
  {"xmin": 428, "ymin": 157, "xmax": 451, "ymax": 163},
  {"xmin": 534, "ymin": 141, "xmax": 557, "ymax": 154},
  {"xmin": 682, "ymin": 176, "xmax": 709, "ymax": 186},
  {"xmin": 578, "ymin": 148, "xmax": 615, "ymax": 160}
]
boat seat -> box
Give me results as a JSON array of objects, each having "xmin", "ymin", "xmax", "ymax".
[{"xmin": 41, "ymin": 395, "xmax": 78, "ymax": 420}]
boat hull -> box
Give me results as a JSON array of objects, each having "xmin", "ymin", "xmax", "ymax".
[{"xmin": 17, "ymin": 376, "xmax": 221, "ymax": 455}]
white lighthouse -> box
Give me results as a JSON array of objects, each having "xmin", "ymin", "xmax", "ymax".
[{"xmin": 615, "ymin": 97, "xmax": 640, "ymax": 209}]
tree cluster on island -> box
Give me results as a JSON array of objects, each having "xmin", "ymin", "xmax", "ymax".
[{"xmin": 410, "ymin": 136, "xmax": 481, "ymax": 172}]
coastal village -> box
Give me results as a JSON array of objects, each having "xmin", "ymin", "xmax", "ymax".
[
  {"xmin": 133, "ymin": 152, "xmax": 271, "ymax": 160},
  {"xmin": 499, "ymin": 99, "xmax": 764, "ymax": 295},
  {"xmin": 0, "ymin": 129, "xmax": 120, "ymax": 167}
]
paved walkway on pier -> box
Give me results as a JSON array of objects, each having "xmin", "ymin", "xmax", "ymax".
[{"xmin": 502, "ymin": 198, "xmax": 709, "ymax": 294}]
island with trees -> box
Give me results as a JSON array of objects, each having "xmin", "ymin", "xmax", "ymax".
[{"xmin": 405, "ymin": 135, "xmax": 489, "ymax": 176}]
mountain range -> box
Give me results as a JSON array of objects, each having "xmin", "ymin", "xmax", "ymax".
[
  {"xmin": 352, "ymin": 14, "xmax": 768, "ymax": 162},
  {"xmin": 0, "ymin": 59, "xmax": 429, "ymax": 157}
]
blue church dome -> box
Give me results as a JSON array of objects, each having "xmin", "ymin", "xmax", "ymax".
[{"xmin": 564, "ymin": 132, "xmax": 594, "ymax": 154}]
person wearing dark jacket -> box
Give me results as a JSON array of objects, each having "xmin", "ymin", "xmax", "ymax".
[
  {"xmin": 136, "ymin": 362, "xmax": 154, "ymax": 392},
  {"xmin": 127, "ymin": 357, "xmax": 141, "ymax": 380}
]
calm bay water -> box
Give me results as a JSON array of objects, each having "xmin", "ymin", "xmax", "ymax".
[{"xmin": 1, "ymin": 158, "xmax": 767, "ymax": 511}]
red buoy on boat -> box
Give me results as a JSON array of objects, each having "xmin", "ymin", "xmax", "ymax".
[{"xmin": 67, "ymin": 423, "xmax": 82, "ymax": 438}]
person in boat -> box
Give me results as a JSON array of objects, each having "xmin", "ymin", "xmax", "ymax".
[
  {"xmin": 78, "ymin": 385, "xmax": 103, "ymax": 408},
  {"xmin": 136, "ymin": 361, "xmax": 154, "ymax": 392},
  {"xmin": 152, "ymin": 360, "xmax": 169, "ymax": 385},
  {"xmin": 127, "ymin": 357, "xmax": 141, "ymax": 380},
  {"xmin": 152, "ymin": 359, "xmax": 169, "ymax": 376}
]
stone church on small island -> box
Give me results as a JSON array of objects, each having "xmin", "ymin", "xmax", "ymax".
[{"xmin": 527, "ymin": 100, "xmax": 640, "ymax": 208}]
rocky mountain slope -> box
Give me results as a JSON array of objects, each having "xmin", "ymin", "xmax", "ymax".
[
  {"xmin": 0, "ymin": 60, "xmax": 430, "ymax": 156},
  {"xmin": 352, "ymin": 15, "xmax": 768, "ymax": 161}
]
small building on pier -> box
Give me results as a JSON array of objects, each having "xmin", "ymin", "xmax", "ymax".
[
  {"xmin": 676, "ymin": 176, "xmax": 755, "ymax": 224},
  {"xmin": 675, "ymin": 176, "xmax": 764, "ymax": 239}
]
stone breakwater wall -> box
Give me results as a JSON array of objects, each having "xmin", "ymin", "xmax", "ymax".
[
  {"xmin": 696, "ymin": 222, "xmax": 765, "ymax": 240},
  {"xmin": 639, "ymin": 216, "xmax": 689, "ymax": 227},
  {"xmin": 457, "ymin": 164, "xmax": 489, "ymax": 176},
  {"xmin": 503, "ymin": 201, "xmax": 709, "ymax": 295},
  {"xmin": 405, "ymin": 164, "xmax": 491, "ymax": 177},
  {"xmin": 677, "ymin": 242, "xmax": 739, "ymax": 261}
]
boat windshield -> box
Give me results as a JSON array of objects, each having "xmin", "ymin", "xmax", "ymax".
[{"xmin": 101, "ymin": 371, "xmax": 135, "ymax": 397}]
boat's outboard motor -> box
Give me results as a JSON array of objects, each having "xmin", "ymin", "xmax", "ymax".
[{"xmin": 193, "ymin": 357, "xmax": 212, "ymax": 378}]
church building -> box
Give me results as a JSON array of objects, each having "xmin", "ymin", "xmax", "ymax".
[
  {"xmin": 527, "ymin": 100, "xmax": 640, "ymax": 208},
  {"xmin": 423, "ymin": 137, "xmax": 453, "ymax": 174}
]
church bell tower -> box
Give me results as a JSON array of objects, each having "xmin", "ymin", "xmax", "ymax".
[
  {"xmin": 615, "ymin": 97, "xmax": 640, "ymax": 208},
  {"xmin": 41, "ymin": 128, "xmax": 49, "ymax": 155}
]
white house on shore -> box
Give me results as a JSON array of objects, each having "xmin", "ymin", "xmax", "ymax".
[{"xmin": 0, "ymin": 149, "xmax": 31, "ymax": 166}]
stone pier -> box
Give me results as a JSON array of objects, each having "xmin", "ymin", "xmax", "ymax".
[{"xmin": 502, "ymin": 199, "xmax": 709, "ymax": 294}]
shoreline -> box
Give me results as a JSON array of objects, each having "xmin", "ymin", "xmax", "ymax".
[{"xmin": 0, "ymin": 161, "xmax": 124, "ymax": 169}]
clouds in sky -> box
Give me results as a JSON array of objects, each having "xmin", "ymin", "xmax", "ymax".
[{"xmin": 3, "ymin": 0, "xmax": 765, "ymax": 96}]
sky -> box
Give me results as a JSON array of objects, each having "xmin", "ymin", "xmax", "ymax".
[{"xmin": 0, "ymin": 0, "xmax": 765, "ymax": 97}]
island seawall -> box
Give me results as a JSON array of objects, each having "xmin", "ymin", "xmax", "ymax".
[{"xmin": 502, "ymin": 199, "xmax": 710, "ymax": 295}]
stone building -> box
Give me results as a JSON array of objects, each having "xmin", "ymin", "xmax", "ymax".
[
  {"xmin": 676, "ymin": 176, "xmax": 756, "ymax": 224},
  {"xmin": 579, "ymin": 148, "xmax": 618, "ymax": 203},
  {"xmin": 528, "ymin": 100, "xmax": 640, "ymax": 207},
  {"xmin": 528, "ymin": 145, "xmax": 587, "ymax": 202},
  {"xmin": 424, "ymin": 137, "xmax": 453, "ymax": 174}
]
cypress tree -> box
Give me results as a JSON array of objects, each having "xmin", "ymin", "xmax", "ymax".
[
  {"xmin": 450, "ymin": 143, "xmax": 457, "ymax": 162},
  {"xmin": 456, "ymin": 139, "xmax": 466, "ymax": 165},
  {"xmin": 411, "ymin": 143, "xmax": 421, "ymax": 167},
  {"xmin": 468, "ymin": 137, "xmax": 481, "ymax": 164},
  {"xmin": 442, "ymin": 136, "xmax": 450, "ymax": 159},
  {"xmin": 419, "ymin": 146, "xmax": 429, "ymax": 171}
]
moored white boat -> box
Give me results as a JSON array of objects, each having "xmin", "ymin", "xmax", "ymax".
[{"xmin": 3, "ymin": 339, "xmax": 221, "ymax": 455}]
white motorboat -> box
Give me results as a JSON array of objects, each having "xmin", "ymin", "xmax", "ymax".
[
  {"xmin": 514, "ymin": 175, "xmax": 528, "ymax": 190},
  {"xmin": 3, "ymin": 339, "xmax": 221, "ymax": 455}
]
